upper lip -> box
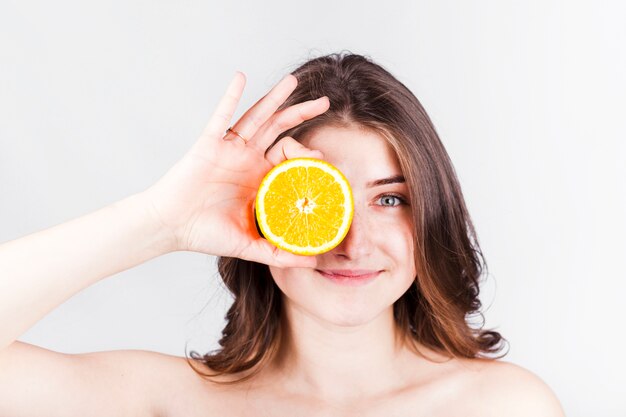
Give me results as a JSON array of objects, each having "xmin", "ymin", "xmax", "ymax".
[{"xmin": 316, "ymin": 269, "xmax": 381, "ymax": 277}]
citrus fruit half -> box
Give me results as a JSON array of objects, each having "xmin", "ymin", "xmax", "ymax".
[{"xmin": 255, "ymin": 157, "xmax": 354, "ymax": 256}]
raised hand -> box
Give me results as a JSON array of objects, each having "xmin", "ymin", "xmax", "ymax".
[{"xmin": 141, "ymin": 72, "xmax": 330, "ymax": 268}]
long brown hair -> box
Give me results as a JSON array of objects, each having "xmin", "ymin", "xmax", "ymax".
[{"xmin": 185, "ymin": 51, "xmax": 508, "ymax": 385}]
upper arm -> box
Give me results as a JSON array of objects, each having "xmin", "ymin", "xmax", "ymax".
[
  {"xmin": 0, "ymin": 341, "xmax": 174, "ymax": 417},
  {"xmin": 478, "ymin": 361, "xmax": 566, "ymax": 417}
]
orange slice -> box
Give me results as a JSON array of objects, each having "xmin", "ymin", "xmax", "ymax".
[{"xmin": 255, "ymin": 157, "xmax": 354, "ymax": 255}]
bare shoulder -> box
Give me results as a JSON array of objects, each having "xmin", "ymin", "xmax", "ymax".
[
  {"xmin": 102, "ymin": 349, "xmax": 233, "ymax": 417},
  {"xmin": 83, "ymin": 349, "xmax": 212, "ymax": 416},
  {"xmin": 0, "ymin": 341, "xmax": 204, "ymax": 417},
  {"xmin": 80, "ymin": 348, "xmax": 197, "ymax": 416},
  {"xmin": 466, "ymin": 359, "xmax": 566, "ymax": 417}
]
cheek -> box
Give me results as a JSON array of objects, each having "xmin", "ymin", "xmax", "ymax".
[
  {"xmin": 268, "ymin": 266, "xmax": 309, "ymax": 300},
  {"xmin": 376, "ymin": 220, "xmax": 415, "ymax": 266},
  {"xmin": 374, "ymin": 220, "xmax": 416, "ymax": 294},
  {"xmin": 268, "ymin": 266, "xmax": 289, "ymax": 287}
]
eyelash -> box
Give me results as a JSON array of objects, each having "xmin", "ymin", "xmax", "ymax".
[{"xmin": 377, "ymin": 193, "xmax": 408, "ymax": 207}]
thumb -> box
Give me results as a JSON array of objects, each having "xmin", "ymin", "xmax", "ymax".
[
  {"xmin": 265, "ymin": 136, "xmax": 324, "ymax": 166},
  {"xmin": 243, "ymin": 238, "xmax": 318, "ymax": 269}
]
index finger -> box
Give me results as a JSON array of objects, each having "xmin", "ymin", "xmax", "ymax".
[{"xmin": 228, "ymin": 74, "xmax": 299, "ymax": 143}]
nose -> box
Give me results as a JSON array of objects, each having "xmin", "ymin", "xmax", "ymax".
[{"xmin": 330, "ymin": 208, "xmax": 374, "ymax": 260}]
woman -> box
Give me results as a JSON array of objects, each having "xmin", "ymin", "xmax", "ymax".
[{"xmin": 0, "ymin": 52, "xmax": 565, "ymax": 416}]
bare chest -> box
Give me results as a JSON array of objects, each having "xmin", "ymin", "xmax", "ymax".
[
  {"xmin": 166, "ymin": 369, "xmax": 485, "ymax": 417},
  {"xmin": 210, "ymin": 392, "xmax": 479, "ymax": 416},
  {"xmin": 161, "ymin": 354, "xmax": 497, "ymax": 417}
]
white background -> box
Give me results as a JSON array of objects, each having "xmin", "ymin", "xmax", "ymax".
[{"xmin": 1, "ymin": 1, "xmax": 625, "ymax": 415}]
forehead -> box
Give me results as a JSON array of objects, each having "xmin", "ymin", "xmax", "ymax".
[{"xmin": 299, "ymin": 125, "xmax": 403, "ymax": 185}]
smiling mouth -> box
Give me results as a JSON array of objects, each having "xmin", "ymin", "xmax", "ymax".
[
  {"xmin": 315, "ymin": 269, "xmax": 381, "ymax": 277},
  {"xmin": 315, "ymin": 269, "xmax": 382, "ymax": 286}
]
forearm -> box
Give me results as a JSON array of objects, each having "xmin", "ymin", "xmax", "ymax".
[{"xmin": 0, "ymin": 192, "xmax": 176, "ymax": 350}]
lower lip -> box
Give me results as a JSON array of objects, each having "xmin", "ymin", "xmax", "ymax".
[{"xmin": 316, "ymin": 270, "xmax": 381, "ymax": 286}]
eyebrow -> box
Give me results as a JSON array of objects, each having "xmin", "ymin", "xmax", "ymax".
[{"xmin": 366, "ymin": 175, "xmax": 406, "ymax": 188}]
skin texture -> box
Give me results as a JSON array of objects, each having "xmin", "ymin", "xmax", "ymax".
[{"xmin": 265, "ymin": 124, "xmax": 422, "ymax": 404}]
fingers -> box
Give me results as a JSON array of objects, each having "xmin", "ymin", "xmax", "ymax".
[
  {"xmin": 229, "ymin": 74, "xmax": 299, "ymax": 145},
  {"xmin": 244, "ymin": 238, "xmax": 318, "ymax": 268},
  {"xmin": 199, "ymin": 72, "xmax": 247, "ymax": 143},
  {"xmin": 265, "ymin": 136, "xmax": 324, "ymax": 166},
  {"xmin": 249, "ymin": 96, "xmax": 330, "ymax": 153}
]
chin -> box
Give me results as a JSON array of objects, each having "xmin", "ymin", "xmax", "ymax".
[{"xmin": 315, "ymin": 305, "xmax": 384, "ymax": 328}]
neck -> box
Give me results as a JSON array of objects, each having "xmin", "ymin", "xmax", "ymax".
[{"xmin": 263, "ymin": 299, "xmax": 422, "ymax": 404}]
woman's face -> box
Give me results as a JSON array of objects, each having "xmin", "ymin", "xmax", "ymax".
[{"xmin": 268, "ymin": 124, "xmax": 416, "ymax": 327}]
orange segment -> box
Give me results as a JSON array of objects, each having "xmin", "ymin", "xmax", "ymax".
[{"xmin": 255, "ymin": 158, "xmax": 354, "ymax": 255}]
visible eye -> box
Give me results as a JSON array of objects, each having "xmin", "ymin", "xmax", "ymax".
[{"xmin": 377, "ymin": 193, "xmax": 407, "ymax": 207}]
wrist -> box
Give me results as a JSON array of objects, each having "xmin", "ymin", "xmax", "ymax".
[{"xmin": 119, "ymin": 191, "xmax": 180, "ymax": 255}]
